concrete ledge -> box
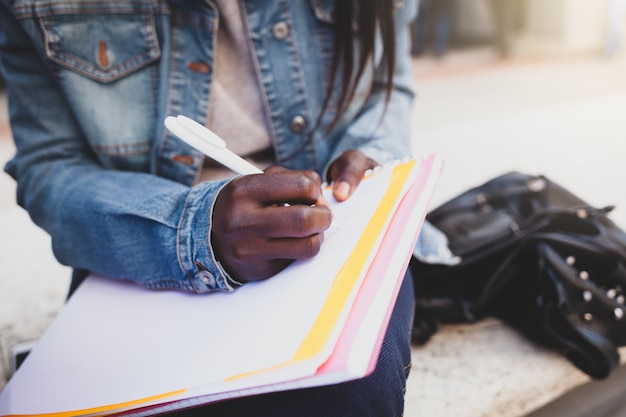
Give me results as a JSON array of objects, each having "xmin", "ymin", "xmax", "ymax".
[{"xmin": 407, "ymin": 319, "xmax": 626, "ymax": 416}]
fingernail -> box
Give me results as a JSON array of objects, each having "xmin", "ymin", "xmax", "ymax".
[{"xmin": 335, "ymin": 181, "xmax": 351, "ymax": 200}]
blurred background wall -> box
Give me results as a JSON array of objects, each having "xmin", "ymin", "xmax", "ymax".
[{"xmin": 412, "ymin": 0, "xmax": 626, "ymax": 60}]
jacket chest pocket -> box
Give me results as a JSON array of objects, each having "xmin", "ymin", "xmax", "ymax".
[
  {"xmin": 41, "ymin": 10, "xmax": 161, "ymax": 83},
  {"xmin": 27, "ymin": 4, "xmax": 166, "ymax": 166}
]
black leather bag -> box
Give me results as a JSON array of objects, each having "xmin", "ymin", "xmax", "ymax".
[{"xmin": 410, "ymin": 172, "xmax": 626, "ymax": 379}]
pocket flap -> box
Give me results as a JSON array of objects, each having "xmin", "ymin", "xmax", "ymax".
[{"xmin": 41, "ymin": 10, "xmax": 161, "ymax": 83}]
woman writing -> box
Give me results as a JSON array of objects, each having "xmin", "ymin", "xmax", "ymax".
[{"xmin": 0, "ymin": 1, "xmax": 422, "ymax": 415}]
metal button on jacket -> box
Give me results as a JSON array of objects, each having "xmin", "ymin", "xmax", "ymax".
[
  {"xmin": 272, "ymin": 21, "xmax": 290, "ymax": 39},
  {"xmin": 197, "ymin": 270, "xmax": 216, "ymax": 287},
  {"xmin": 290, "ymin": 115, "xmax": 306, "ymax": 133}
]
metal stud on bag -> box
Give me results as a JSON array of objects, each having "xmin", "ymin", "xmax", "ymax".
[
  {"xmin": 527, "ymin": 177, "xmax": 547, "ymax": 192},
  {"xmin": 475, "ymin": 193, "xmax": 493, "ymax": 213}
]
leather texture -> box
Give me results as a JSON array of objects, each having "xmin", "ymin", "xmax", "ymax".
[{"xmin": 410, "ymin": 172, "xmax": 626, "ymax": 379}]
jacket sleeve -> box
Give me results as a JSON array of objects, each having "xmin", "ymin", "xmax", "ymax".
[
  {"xmin": 0, "ymin": 3, "xmax": 235, "ymax": 293},
  {"xmin": 326, "ymin": 0, "xmax": 418, "ymax": 168}
]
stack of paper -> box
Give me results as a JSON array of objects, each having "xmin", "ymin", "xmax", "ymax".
[{"xmin": 0, "ymin": 154, "xmax": 443, "ymax": 417}]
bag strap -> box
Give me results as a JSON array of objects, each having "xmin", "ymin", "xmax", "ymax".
[{"xmin": 543, "ymin": 303, "xmax": 620, "ymax": 379}]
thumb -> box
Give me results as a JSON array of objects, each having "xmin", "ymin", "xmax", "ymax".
[{"xmin": 329, "ymin": 150, "xmax": 370, "ymax": 202}]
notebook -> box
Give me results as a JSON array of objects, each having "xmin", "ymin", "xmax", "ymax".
[{"xmin": 0, "ymin": 154, "xmax": 443, "ymax": 417}]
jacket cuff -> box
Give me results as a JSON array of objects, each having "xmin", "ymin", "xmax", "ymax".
[{"xmin": 177, "ymin": 179, "xmax": 241, "ymax": 293}]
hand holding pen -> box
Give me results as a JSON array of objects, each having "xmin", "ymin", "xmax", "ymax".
[
  {"xmin": 164, "ymin": 116, "xmax": 378, "ymax": 282},
  {"xmin": 211, "ymin": 167, "xmax": 332, "ymax": 282},
  {"xmin": 165, "ymin": 116, "xmax": 332, "ymax": 282}
]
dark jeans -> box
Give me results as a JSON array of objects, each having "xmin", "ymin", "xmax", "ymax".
[{"xmin": 172, "ymin": 272, "xmax": 415, "ymax": 417}]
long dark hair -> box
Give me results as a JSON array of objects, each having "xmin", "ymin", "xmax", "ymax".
[{"xmin": 322, "ymin": 0, "xmax": 396, "ymax": 130}]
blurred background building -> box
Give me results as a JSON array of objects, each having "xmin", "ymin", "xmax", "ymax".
[{"xmin": 411, "ymin": 0, "xmax": 626, "ymax": 60}]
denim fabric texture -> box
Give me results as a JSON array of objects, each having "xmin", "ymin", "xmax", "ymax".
[{"xmin": 1, "ymin": 0, "xmax": 418, "ymax": 293}]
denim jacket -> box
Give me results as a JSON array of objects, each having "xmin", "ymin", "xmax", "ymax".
[{"xmin": 1, "ymin": 0, "xmax": 419, "ymax": 293}]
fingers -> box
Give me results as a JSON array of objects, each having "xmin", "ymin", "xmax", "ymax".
[
  {"xmin": 211, "ymin": 168, "xmax": 333, "ymax": 283},
  {"xmin": 218, "ymin": 202, "xmax": 331, "ymax": 239},
  {"xmin": 230, "ymin": 234, "xmax": 326, "ymax": 263},
  {"xmin": 217, "ymin": 232, "xmax": 326, "ymax": 283},
  {"xmin": 328, "ymin": 150, "xmax": 379, "ymax": 201},
  {"xmin": 258, "ymin": 167, "xmax": 325, "ymax": 206},
  {"xmin": 254, "ymin": 205, "xmax": 332, "ymax": 238}
]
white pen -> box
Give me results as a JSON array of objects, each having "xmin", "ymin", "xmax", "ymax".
[
  {"xmin": 164, "ymin": 115, "xmax": 263, "ymax": 176},
  {"xmin": 164, "ymin": 115, "xmax": 332, "ymax": 211}
]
